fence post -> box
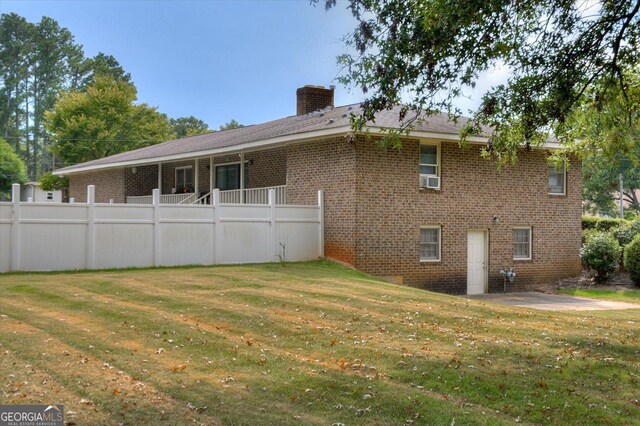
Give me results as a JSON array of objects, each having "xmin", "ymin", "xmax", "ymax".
[
  {"xmin": 213, "ymin": 189, "xmax": 220, "ymax": 264},
  {"xmin": 86, "ymin": 185, "xmax": 95, "ymax": 269},
  {"xmin": 153, "ymin": 188, "xmax": 161, "ymax": 267},
  {"xmin": 10, "ymin": 184, "xmax": 20, "ymax": 271},
  {"xmin": 317, "ymin": 190, "xmax": 324, "ymax": 258},
  {"xmin": 269, "ymin": 188, "xmax": 276, "ymax": 262}
]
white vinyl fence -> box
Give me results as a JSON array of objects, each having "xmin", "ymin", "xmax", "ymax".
[{"xmin": 0, "ymin": 184, "xmax": 324, "ymax": 273}]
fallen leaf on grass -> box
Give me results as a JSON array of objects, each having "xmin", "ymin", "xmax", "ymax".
[{"xmin": 171, "ymin": 364, "xmax": 187, "ymax": 373}]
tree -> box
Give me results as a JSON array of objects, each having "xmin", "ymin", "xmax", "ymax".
[
  {"xmin": 38, "ymin": 172, "xmax": 68, "ymax": 191},
  {"xmin": 319, "ymin": 1, "xmax": 640, "ymax": 164},
  {"xmin": 219, "ymin": 119, "xmax": 243, "ymax": 131},
  {"xmin": 69, "ymin": 52, "xmax": 131, "ymax": 90},
  {"xmin": 45, "ymin": 76, "xmax": 174, "ymax": 165},
  {"xmin": 170, "ymin": 116, "xmax": 210, "ymax": 138},
  {"xmin": 0, "ymin": 13, "xmax": 85, "ymax": 179},
  {"xmin": 583, "ymin": 155, "xmax": 640, "ymax": 215},
  {"xmin": 0, "ymin": 137, "xmax": 27, "ymax": 198},
  {"xmin": 0, "ymin": 13, "xmax": 133, "ymax": 179}
]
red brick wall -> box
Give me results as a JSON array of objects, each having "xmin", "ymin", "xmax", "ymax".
[
  {"xmin": 296, "ymin": 86, "xmax": 334, "ymax": 115},
  {"xmin": 68, "ymin": 168, "xmax": 125, "ymax": 203},
  {"xmin": 125, "ymin": 165, "xmax": 158, "ymax": 197},
  {"xmin": 353, "ymin": 137, "xmax": 582, "ymax": 293},
  {"xmin": 286, "ymin": 136, "xmax": 357, "ymax": 264},
  {"xmin": 213, "ymin": 149, "xmax": 287, "ymax": 189}
]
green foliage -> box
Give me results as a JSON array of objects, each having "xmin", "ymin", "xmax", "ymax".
[
  {"xmin": 0, "ymin": 13, "xmax": 132, "ymax": 179},
  {"xmin": 564, "ymin": 70, "xmax": 640, "ymax": 166},
  {"xmin": 38, "ymin": 172, "xmax": 68, "ymax": 191},
  {"xmin": 70, "ymin": 52, "xmax": 131, "ymax": 90},
  {"xmin": 611, "ymin": 221, "xmax": 640, "ymax": 248},
  {"xmin": 219, "ymin": 119, "xmax": 243, "ymax": 131},
  {"xmin": 319, "ymin": 1, "xmax": 640, "ymax": 165},
  {"xmin": 581, "ymin": 215, "xmax": 627, "ymax": 232},
  {"xmin": 170, "ymin": 116, "xmax": 210, "ymax": 138},
  {"xmin": 0, "ymin": 137, "xmax": 27, "ymax": 196},
  {"xmin": 582, "ymin": 153, "xmax": 640, "ymax": 215},
  {"xmin": 581, "ymin": 215, "xmax": 600, "ymax": 230},
  {"xmin": 45, "ymin": 76, "xmax": 174, "ymax": 165},
  {"xmin": 580, "ymin": 232, "xmax": 621, "ymax": 283},
  {"xmin": 0, "ymin": 13, "xmax": 86, "ymax": 179},
  {"xmin": 623, "ymin": 235, "xmax": 640, "ymax": 285}
]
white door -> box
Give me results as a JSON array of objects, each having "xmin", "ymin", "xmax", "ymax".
[{"xmin": 467, "ymin": 230, "xmax": 487, "ymax": 295}]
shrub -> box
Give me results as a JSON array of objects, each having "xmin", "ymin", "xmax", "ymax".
[
  {"xmin": 581, "ymin": 216, "xmax": 627, "ymax": 232},
  {"xmin": 580, "ymin": 232, "xmax": 621, "ymax": 282},
  {"xmin": 624, "ymin": 235, "xmax": 640, "ymax": 285},
  {"xmin": 582, "ymin": 228, "xmax": 598, "ymax": 244},
  {"xmin": 582, "ymin": 215, "xmax": 600, "ymax": 230},
  {"xmin": 612, "ymin": 220, "xmax": 640, "ymax": 248}
]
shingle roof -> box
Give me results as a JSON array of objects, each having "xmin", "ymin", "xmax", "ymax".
[{"xmin": 56, "ymin": 103, "xmax": 487, "ymax": 173}]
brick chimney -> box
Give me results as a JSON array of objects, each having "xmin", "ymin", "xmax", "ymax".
[{"xmin": 296, "ymin": 85, "xmax": 335, "ymax": 115}]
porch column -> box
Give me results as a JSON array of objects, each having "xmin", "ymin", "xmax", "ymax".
[
  {"xmin": 194, "ymin": 158, "xmax": 199, "ymax": 195},
  {"xmin": 209, "ymin": 156, "xmax": 214, "ymax": 192},
  {"xmin": 239, "ymin": 152, "xmax": 245, "ymax": 203},
  {"xmin": 158, "ymin": 163, "xmax": 162, "ymax": 194}
]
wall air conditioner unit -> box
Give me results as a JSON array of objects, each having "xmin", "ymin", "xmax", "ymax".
[{"xmin": 420, "ymin": 175, "xmax": 440, "ymax": 190}]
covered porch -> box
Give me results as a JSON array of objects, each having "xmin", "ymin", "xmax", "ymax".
[{"xmin": 124, "ymin": 148, "xmax": 288, "ymax": 205}]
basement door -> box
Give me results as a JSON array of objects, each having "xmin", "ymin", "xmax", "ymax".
[{"xmin": 467, "ymin": 230, "xmax": 488, "ymax": 295}]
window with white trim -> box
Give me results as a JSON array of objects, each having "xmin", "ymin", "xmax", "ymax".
[
  {"xmin": 420, "ymin": 226, "xmax": 441, "ymax": 261},
  {"xmin": 548, "ymin": 162, "xmax": 566, "ymax": 195},
  {"xmin": 513, "ymin": 227, "xmax": 532, "ymax": 260},
  {"xmin": 419, "ymin": 144, "xmax": 439, "ymax": 176}
]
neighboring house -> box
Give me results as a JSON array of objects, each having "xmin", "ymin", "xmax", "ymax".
[
  {"xmin": 20, "ymin": 182, "xmax": 63, "ymax": 203},
  {"xmin": 54, "ymin": 85, "xmax": 582, "ymax": 294}
]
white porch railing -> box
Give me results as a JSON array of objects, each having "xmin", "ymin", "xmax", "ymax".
[
  {"xmin": 127, "ymin": 193, "xmax": 195, "ymax": 205},
  {"xmin": 127, "ymin": 185, "xmax": 287, "ymax": 205},
  {"xmin": 220, "ymin": 185, "xmax": 287, "ymax": 204}
]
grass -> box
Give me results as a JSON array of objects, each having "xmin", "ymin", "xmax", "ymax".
[
  {"xmin": 0, "ymin": 260, "xmax": 638, "ymax": 425},
  {"xmin": 558, "ymin": 288, "xmax": 640, "ymax": 302}
]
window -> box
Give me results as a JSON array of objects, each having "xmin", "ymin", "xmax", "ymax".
[
  {"xmin": 175, "ymin": 166, "xmax": 193, "ymax": 193},
  {"xmin": 215, "ymin": 163, "xmax": 249, "ymax": 191},
  {"xmin": 513, "ymin": 227, "xmax": 532, "ymax": 260},
  {"xmin": 420, "ymin": 226, "xmax": 441, "ymax": 261},
  {"xmin": 420, "ymin": 144, "xmax": 439, "ymax": 176},
  {"xmin": 548, "ymin": 162, "xmax": 566, "ymax": 195}
]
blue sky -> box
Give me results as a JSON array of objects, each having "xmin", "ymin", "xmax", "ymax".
[
  {"xmin": 1, "ymin": 0, "xmax": 505, "ymax": 128},
  {"xmin": 1, "ymin": 0, "xmax": 365, "ymax": 127}
]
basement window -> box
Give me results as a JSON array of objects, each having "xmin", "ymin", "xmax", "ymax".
[
  {"xmin": 420, "ymin": 226, "xmax": 441, "ymax": 262},
  {"xmin": 513, "ymin": 227, "xmax": 532, "ymax": 260}
]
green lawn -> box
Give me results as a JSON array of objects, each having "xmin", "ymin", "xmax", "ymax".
[
  {"xmin": 559, "ymin": 288, "xmax": 640, "ymax": 302},
  {"xmin": 1, "ymin": 261, "xmax": 638, "ymax": 425}
]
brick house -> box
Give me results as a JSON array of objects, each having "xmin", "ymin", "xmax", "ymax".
[{"xmin": 54, "ymin": 85, "xmax": 582, "ymax": 294}]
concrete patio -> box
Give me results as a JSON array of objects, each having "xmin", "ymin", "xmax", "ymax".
[{"xmin": 467, "ymin": 292, "xmax": 640, "ymax": 311}]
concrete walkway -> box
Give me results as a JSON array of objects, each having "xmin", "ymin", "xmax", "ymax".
[{"xmin": 467, "ymin": 292, "xmax": 640, "ymax": 311}]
